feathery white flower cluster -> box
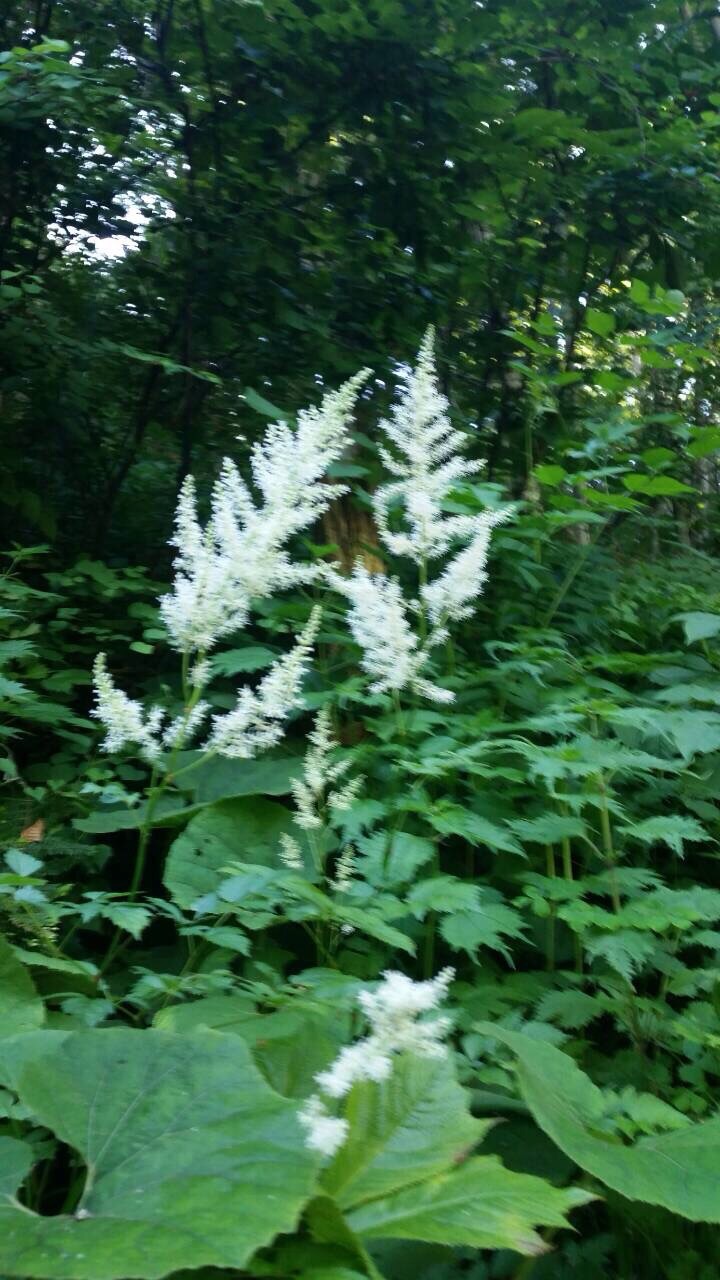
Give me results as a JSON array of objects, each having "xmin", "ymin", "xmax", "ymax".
[
  {"xmin": 297, "ymin": 1096, "xmax": 349, "ymax": 1159},
  {"xmin": 421, "ymin": 507, "xmax": 512, "ymax": 625},
  {"xmin": 278, "ymin": 831, "xmax": 304, "ymax": 870},
  {"xmin": 298, "ymin": 967, "xmax": 454, "ymax": 1158},
  {"xmin": 325, "ymin": 564, "xmax": 452, "ymax": 703},
  {"xmin": 290, "ymin": 705, "xmax": 362, "ymax": 831},
  {"xmin": 91, "ymin": 655, "xmax": 166, "ymax": 764},
  {"xmin": 328, "ymin": 330, "xmax": 511, "ymax": 705},
  {"xmin": 92, "ymin": 609, "xmax": 319, "ymax": 765},
  {"xmin": 161, "ymin": 699, "xmax": 210, "ymax": 750},
  {"xmin": 373, "ymin": 328, "xmax": 484, "ymax": 564},
  {"xmin": 332, "ymin": 845, "xmax": 355, "ymax": 891},
  {"xmin": 206, "ymin": 608, "xmax": 320, "ymax": 758},
  {"xmin": 160, "ymin": 371, "xmax": 368, "ymax": 654}
]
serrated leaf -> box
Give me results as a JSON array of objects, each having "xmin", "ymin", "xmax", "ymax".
[
  {"xmin": 428, "ymin": 808, "xmax": 521, "ymax": 854},
  {"xmin": 172, "ymin": 752, "xmax": 301, "ymax": 807},
  {"xmin": 534, "ymin": 465, "xmax": 567, "ymax": 486},
  {"xmin": 687, "ymin": 428, "xmax": 720, "ymax": 458},
  {"xmin": 329, "ymin": 903, "xmax": 414, "ymax": 955},
  {"xmin": 356, "ymin": 831, "xmax": 435, "ymax": 887},
  {"xmin": 618, "ymin": 815, "xmax": 711, "ymax": 856},
  {"xmin": 243, "ymin": 386, "xmax": 290, "ymax": 420},
  {"xmin": 509, "ymin": 814, "xmax": 586, "ymax": 845},
  {"xmin": 623, "ymin": 474, "xmax": 695, "ymax": 496},
  {"xmin": 440, "ymin": 899, "xmax": 525, "ymax": 961},
  {"xmin": 406, "ymin": 876, "xmax": 479, "ymax": 918},
  {"xmin": 535, "ymin": 989, "xmax": 604, "ymax": 1030},
  {"xmin": 346, "ymin": 1156, "xmax": 592, "ymax": 1253},
  {"xmin": 5, "ymin": 848, "xmax": 43, "ymax": 876},
  {"xmin": 583, "ymin": 930, "xmax": 657, "ymax": 981}
]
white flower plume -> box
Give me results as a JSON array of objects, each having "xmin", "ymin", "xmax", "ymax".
[
  {"xmin": 326, "ymin": 563, "xmax": 454, "ymax": 704},
  {"xmin": 299, "ymin": 967, "xmax": 454, "ymax": 1158},
  {"xmin": 206, "ymin": 607, "xmax": 321, "ymax": 758},
  {"xmin": 373, "ymin": 328, "xmax": 484, "ymax": 563},
  {"xmin": 290, "ymin": 704, "xmax": 356, "ymax": 831},
  {"xmin": 298, "ymin": 1096, "xmax": 349, "ymax": 1158},
  {"xmin": 91, "ymin": 654, "xmax": 165, "ymax": 764},
  {"xmin": 421, "ymin": 506, "xmax": 512, "ymax": 625},
  {"xmin": 160, "ymin": 370, "xmax": 369, "ymax": 653}
]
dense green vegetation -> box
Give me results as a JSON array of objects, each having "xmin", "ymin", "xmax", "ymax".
[{"xmin": 2, "ymin": 2, "xmax": 720, "ymax": 1277}]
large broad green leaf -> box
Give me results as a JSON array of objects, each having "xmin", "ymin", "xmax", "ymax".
[
  {"xmin": 674, "ymin": 612, "xmax": 720, "ymax": 645},
  {"xmin": 164, "ymin": 796, "xmax": 295, "ymax": 909},
  {"xmin": 481, "ymin": 1025, "xmax": 720, "ymax": 1221},
  {"xmin": 172, "ymin": 753, "xmax": 300, "ymax": 807},
  {"xmin": 319, "ymin": 1054, "xmax": 590, "ymax": 1257},
  {"xmin": 0, "ymin": 1028, "xmax": 316, "ymax": 1279},
  {"xmin": 345, "ymin": 1156, "xmax": 592, "ymax": 1254},
  {"xmin": 11, "ymin": 947, "xmax": 98, "ymax": 998},
  {"xmin": 322, "ymin": 1055, "xmax": 489, "ymax": 1209},
  {"xmin": 0, "ymin": 936, "xmax": 44, "ymax": 1036},
  {"xmin": 153, "ymin": 993, "xmax": 258, "ymax": 1034},
  {"xmin": 0, "ymin": 1135, "xmax": 34, "ymax": 1197},
  {"xmin": 155, "ymin": 998, "xmax": 344, "ymax": 1098},
  {"xmin": 75, "ymin": 757, "xmax": 300, "ymax": 834},
  {"xmin": 74, "ymin": 794, "xmax": 191, "ymax": 834}
]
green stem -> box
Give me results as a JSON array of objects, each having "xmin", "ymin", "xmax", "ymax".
[
  {"xmin": 596, "ymin": 769, "xmax": 621, "ymax": 914},
  {"xmin": 561, "ymin": 834, "xmax": 583, "ymax": 975},
  {"xmin": 392, "ymin": 689, "xmax": 405, "ymax": 738},
  {"xmin": 422, "ymin": 841, "xmax": 440, "ymax": 979},
  {"xmin": 540, "ymin": 520, "xmax": 608, "ymax": 629},
  {"xmin": 545, "ymin": 843, "xmax": 556, "ymax": 973},
  {"xmin": 100, "ymin": 668, "xmax": 209, "ymax": 976}
]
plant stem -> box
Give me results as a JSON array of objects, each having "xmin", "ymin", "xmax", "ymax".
[
  {"xmin": 100, "ymin": 670, "xmax": 209, "ymax": 975},
  {"xmin": 596, "ymin": 770, "xmax": 621, "ymax": 914},
  {"xmin": 545, "ymin": 842, "xmax": 556, "ymax": 972},
  {"xmin": 540, "ymin": 520, "xmax": 608, "ymax": 629},
  {"xmin": 392, "ymin": 689, "xmax": 405, "ymax": 737},
  {"xmin": 423, "ymin": 840, "xmax": 440, "ymax": 979},
  {"xmin": 561, "ymin": 834, "xmax": 583, "ymax": 974}
]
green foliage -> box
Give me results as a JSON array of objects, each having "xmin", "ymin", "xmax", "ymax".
[
  {"xmin": 0, "ymin": 935, "xmax": 44, "ymax": 1035},
  {"xmin": 3, "ymin": 0, "xmax": 720, "ymax": 1275},
  {"xmin": 0, "ymin": 1028, "xmax": 316, "ymax": 1278},
  {"xmin": 482, "ymin": 1027, "xmax": 720, "ymax": 1222}
]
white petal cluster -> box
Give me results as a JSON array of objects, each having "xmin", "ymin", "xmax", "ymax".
[
  {"xmin": 160, "ymin": 699, "xmax": 210, "ymax": 750},
  {"xmin": 160, "ymin": 372, "xmax": 368, "ymax": 654},
  {"xmin": 328, "ymin": 333, "xmax": 512, "ymax": 704},
  {"xmin": 278, "ymin": 831, "xmax": 304, "ymax": 870},
  {"xmin": 373, "ymin": 328, "xmax": 483, "ymax": 563},
  {"xmin": 297, "ymin": 1096, "xmax": 349, "ymax": 1158},
  {"xmin": 328, "ymin": 774, "xmax": 364, "ymax": 813},
  {"xmin": 298, "ymin": 967, "xmax": 454, "ymax": 1158},
  {"xmin": 421, "ymin": 507, "xmax": 512, "ymax": 625},
  {"xmin": 326, "ymin": 564, "xmax": 453, "ymax": 703},
  {"xmin": 91, "ymin": 654, "xmax": 165, "ymax": 764},
  {"xmin": 206, "ymin": 608, "xmax": 320, "ymax": 758},
  {"xmin": 332, "ymin": 845, "xmax": 356, "ymax": 891},
  {"xmin": 290, "ymin": 704, "xmax": 355, "ymax": 831}
]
